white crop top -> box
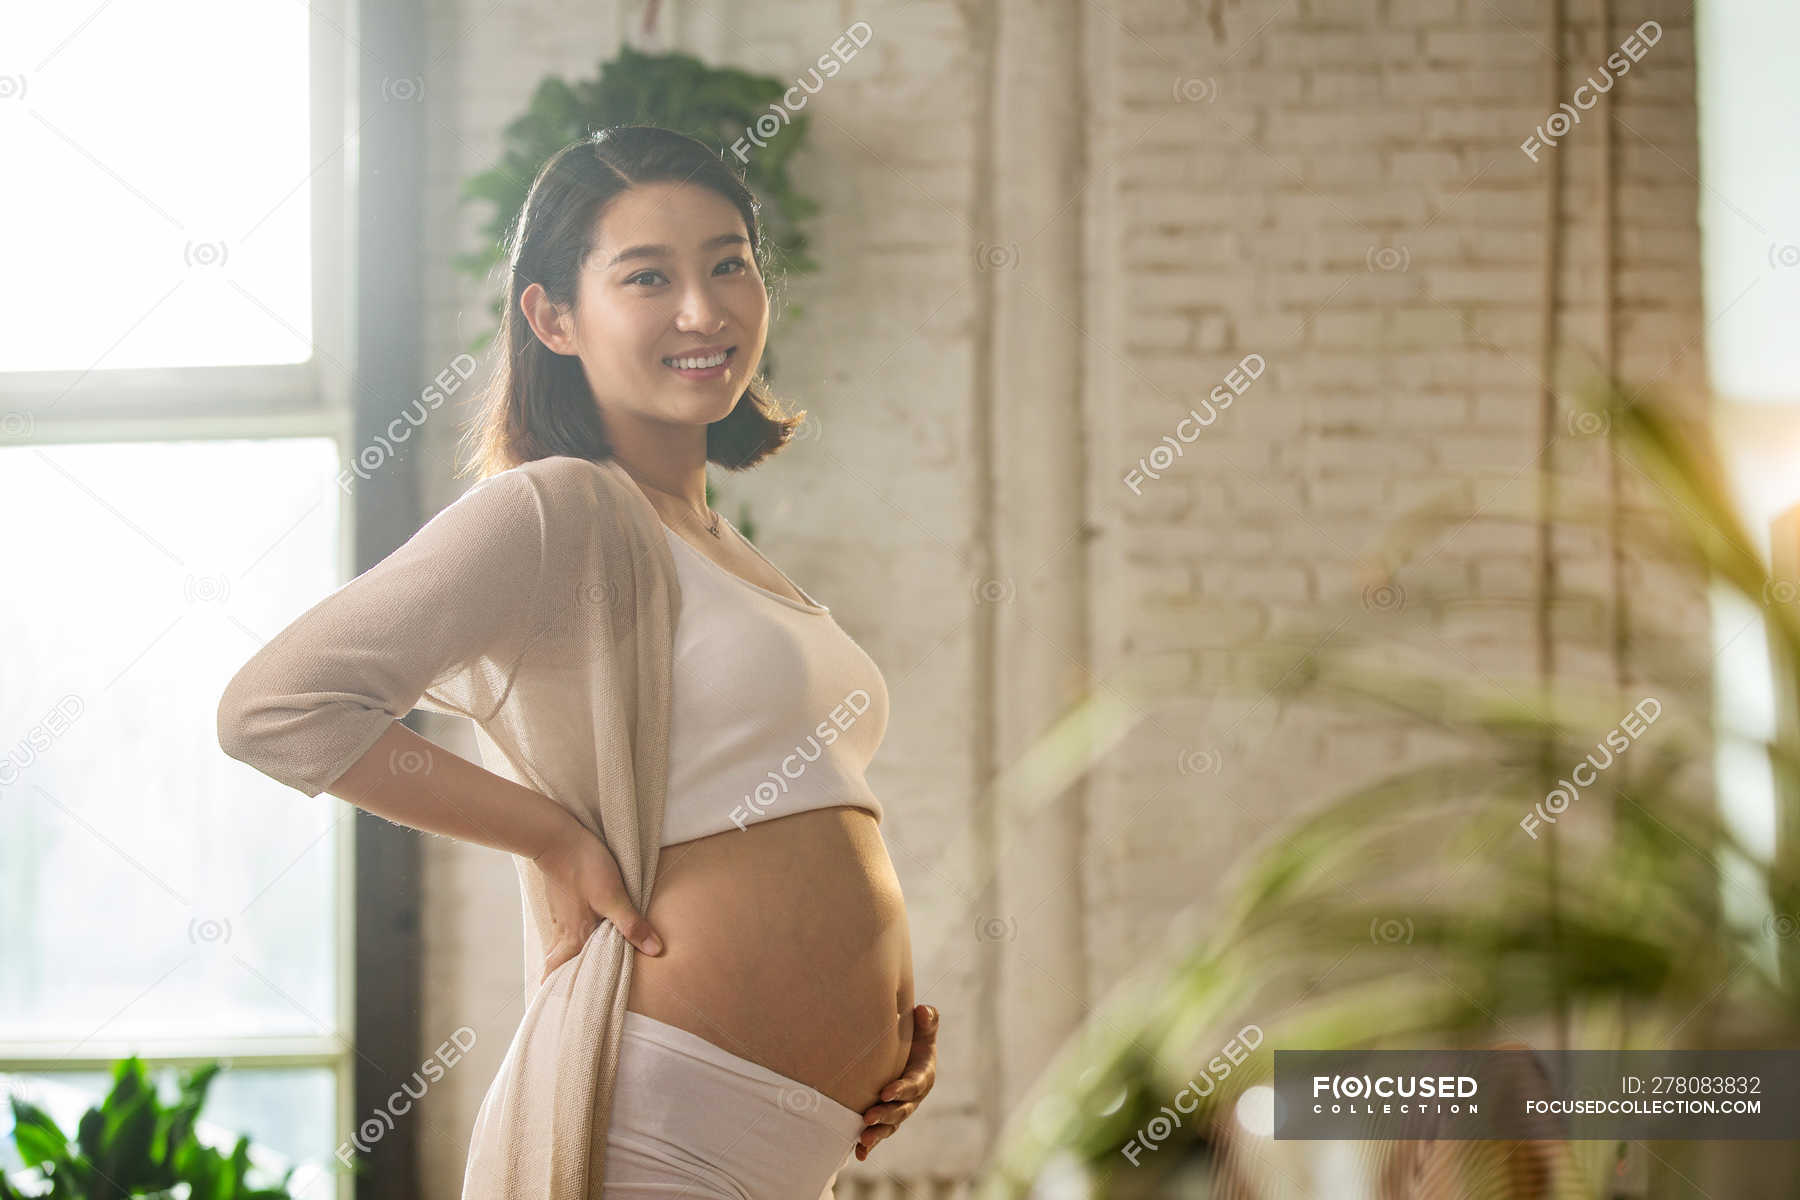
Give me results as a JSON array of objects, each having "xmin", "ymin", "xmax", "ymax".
[{"xmin": 659, "ymin": 519, "xmax": 889, "ymax": 847}]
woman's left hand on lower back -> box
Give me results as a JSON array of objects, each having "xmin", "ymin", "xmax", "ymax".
[{"xmin": 856, "ymin": 1004, "xmax": 938, "ymax": 1161}]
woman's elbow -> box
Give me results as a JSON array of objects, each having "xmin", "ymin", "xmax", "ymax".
[
  {"xmin": 215, "ymin": 666, "xmax": 309, "ymax": 788},
  {"xmin": 216, "ymin": 670, "xmax": 405, "ymax": 800},
  {"xmin": 216, "ymin": 670, "xmax": 275, "ymax": 773}
]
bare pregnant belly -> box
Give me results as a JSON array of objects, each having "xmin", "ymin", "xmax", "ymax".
[{"xmin": 624, "ymin": 805, "xmax": 915, "ymax": 1115}]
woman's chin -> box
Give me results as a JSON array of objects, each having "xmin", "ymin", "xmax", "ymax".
[{"xmin": 644, "ymin": 390, "xmax": 740, "ymax": 427}]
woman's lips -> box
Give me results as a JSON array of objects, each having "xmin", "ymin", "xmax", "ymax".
[{"xmin": 662, "ymin": 346, "xmax": 735, "ymax": 378}]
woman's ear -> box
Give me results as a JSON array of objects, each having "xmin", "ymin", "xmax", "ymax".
[{"xmin": 520, "ymin": 282, "xmax": 574, "ymax": 355}]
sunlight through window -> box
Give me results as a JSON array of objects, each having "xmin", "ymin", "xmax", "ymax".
[{"xmin": 0, "ymin": 2, "xmax": 313, "ymax": 372}]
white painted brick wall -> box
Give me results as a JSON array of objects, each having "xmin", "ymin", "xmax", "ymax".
[{"xmin": 1089, "ymin": 0, "xmax": 1709, "ymax": 1112}]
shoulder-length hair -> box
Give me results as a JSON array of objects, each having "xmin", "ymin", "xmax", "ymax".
[{"xmin": 456, "ymin": 124, "xmax": 804, "ymax": 481}]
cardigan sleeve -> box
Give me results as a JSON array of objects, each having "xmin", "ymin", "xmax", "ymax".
[{"xmin": 217, "ymin": 466, "xmax": 557, "ymax": 798}]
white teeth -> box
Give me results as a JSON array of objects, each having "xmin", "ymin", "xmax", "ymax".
[{"xmin": 665, "ymin": 350, "xmax": 729, "ymax": 370}]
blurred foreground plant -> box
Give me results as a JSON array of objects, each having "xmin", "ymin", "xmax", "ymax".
[{"xmin": 976, "ymin": 380, "xmax": 1800, "ymax": 1199}]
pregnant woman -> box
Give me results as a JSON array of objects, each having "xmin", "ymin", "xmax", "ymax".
[{"xmin": 217, "ymin": 125, "xmax": 936, "ymax": 1198}]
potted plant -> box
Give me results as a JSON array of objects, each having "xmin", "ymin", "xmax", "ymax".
[{"xmin": 3, "ymin": 1056, "xmax": 302, "ymax": 1199}]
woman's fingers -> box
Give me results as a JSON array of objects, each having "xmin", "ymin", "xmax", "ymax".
[
  {"xmin": 603, "ymin": 903, "xmax": 665, "ymax": 957},
  {"xmin": 878, "ymin": 1005, "xmax": 939, "ymax": 1102},
  {"xmin": 573, "ymin": 840, "xmax": 665, "ymax": 957},
  {"xmin": 856, "ymin": 1005, "xmax": 940, "ymax": 1161},
  {"xmin": 860, "ymin": 1098, "xmax": 918, "ymax": 1127},
  {"xmin": 539, "ymin": 828, "xmax": 667, "ymax": 961},
  {"xmin": 541, "ymin": 910, "xmax": 659, "ymax": 981},
  {"xmin": 586, "ymin": 897, "xmax": 661, "ymax": 957},
  {"xmin": 539, "ymin": 932, "xmax": 579, "ymax": 984}
]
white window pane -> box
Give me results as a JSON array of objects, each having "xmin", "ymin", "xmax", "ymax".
[
  {"xmin": 1, "ymin": 439, "xmax": 346, "ymax": 1040},
  {"xmin": 0, "ymin": 2, "xmax": 313, "ymax": 371},
  {"xmin": 1697, "ymin": 0, "xmax": 1800, "ymax": 402}
]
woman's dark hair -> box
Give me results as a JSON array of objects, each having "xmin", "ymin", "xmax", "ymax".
[{"xmin": 456, "ymin": 125, "xmax": 803, "ymax": 480}]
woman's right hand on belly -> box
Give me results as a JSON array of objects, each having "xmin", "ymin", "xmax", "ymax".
[{"xmin": 533, "ymin": 825, "xmax": 666, "ymax": 982}]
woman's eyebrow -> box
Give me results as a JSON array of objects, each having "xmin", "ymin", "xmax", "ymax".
[{"xmin": 604, "ymin": 233, "xmax": 750, "ymax": 268}]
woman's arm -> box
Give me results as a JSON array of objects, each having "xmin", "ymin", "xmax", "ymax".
[
  {"xmin": 323, "ymin": 719, "xmax": 580, "ymax": 859},
  {"xmin": 219, "ymin": 458, "xmax": 666, "ymax": 966},
  {"xmin": 217, "ymin": 465, "xmax": 555, "ymax": 799}
]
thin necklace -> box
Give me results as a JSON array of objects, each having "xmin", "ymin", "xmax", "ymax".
[{"xmin": 639, "ymin": 479, "xmax": 723, "ymax": 538}]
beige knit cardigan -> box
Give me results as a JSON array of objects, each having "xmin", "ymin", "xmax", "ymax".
[{"xmin": 216, "ymin": 453, "xmax": 681, "ymax": 1198}]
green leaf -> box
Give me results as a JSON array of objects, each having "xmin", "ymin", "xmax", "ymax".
[
  {"xmin": 97, "ymin": 1088, "xmax": 160, "ymax": 1193},
  {"xmin": 3, "ymin": 1059, "xmax": 296, "ymax": 1199},
  {"xmin": 9, "ymin": 1097, "xmax": 70, "ymax": 1171}
]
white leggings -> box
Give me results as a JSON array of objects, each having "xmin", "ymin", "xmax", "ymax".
[{"xmin": 600, "ymin": 1010, "xmax": 864, "ymax": 1199}]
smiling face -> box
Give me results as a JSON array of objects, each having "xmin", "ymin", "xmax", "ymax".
[{"xmin": 527, "ymin": 180, "xmax": 771, "ymax": 437}]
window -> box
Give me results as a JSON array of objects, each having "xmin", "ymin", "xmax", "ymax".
[
  {"xmin": 1695, "ymin": 0, "xmax": 1800, "ymax": 407},
  {"xmin": 1, "ymin": 6, "xmax": 314, "ymax": 374},
  {"xmin": 1, "ymin": 2, "xmax": 355, "ymax": 1194},
  {"xmin": 0, "ymin": 442, "xmax": 354, "ymax": 1193},
  {"xmin": 1695, "ymin": 0, "xmax": 1800, "ymax": 970}
]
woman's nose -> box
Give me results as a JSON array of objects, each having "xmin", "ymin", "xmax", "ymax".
[{"xmin": 676, "ymin": 289, "xmax": 728, "ymax": 333}]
